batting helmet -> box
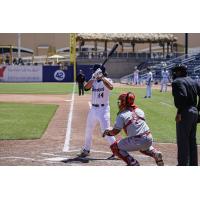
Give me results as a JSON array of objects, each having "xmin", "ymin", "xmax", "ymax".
[
  {"xmin": 92, "ymin": 63, "xmax": 106, "ymax": 75},
  {"xmin": 118, "ymin": 92, "xmax": 136, "ymax": 112}
]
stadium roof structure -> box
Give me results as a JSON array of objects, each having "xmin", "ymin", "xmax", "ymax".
[
  {"xmin": 76, "ymin": 33, "xmax": 177, "ymax": 43},
  {"xmin": 0, "ymin": 45, "xmax": 33, "ymax": 54}
]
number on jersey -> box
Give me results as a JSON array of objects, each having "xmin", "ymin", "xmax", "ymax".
[{"xmin": 98, "ymin": 92, "xmax": 104, "ymax": 98}]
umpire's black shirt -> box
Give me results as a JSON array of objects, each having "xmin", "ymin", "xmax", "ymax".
[
  {"xmin": 76, "ymin": 74, "xmax": 85, "ymax": 84},
  {"xmin": 172, "ymin": 76, "xmax": 200, "ymax": 114}
]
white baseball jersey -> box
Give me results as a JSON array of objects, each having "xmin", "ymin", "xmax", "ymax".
[
  {"xmin": 133, "ymin": 69, "xmax": 139, "ymax": 84},
  {"xmin": 146, "ymin": 71, "xmax": 153, "ymax": 85},
  {"xmin": 91, "ymin": 78, "xmax": 112, "ymax": 105},
  {"xmin": 161, "ymin": 70, "xmax": 169, "ymax": 80},
  {"xmin": 134, "ymin": 70, "xmax": 139, "ymax": 78},
  {"xmin": 160, "ymin": 70, "xmax": 169, "ymax": 92}
]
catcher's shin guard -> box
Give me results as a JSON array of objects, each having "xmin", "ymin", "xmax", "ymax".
[
  {"xmin": 110, "ymin": 142, "xmax": 139, "ymax": 166},
  {"xmin": 140, "ymin": 148, "xmax": 164, "ymax": 166}
]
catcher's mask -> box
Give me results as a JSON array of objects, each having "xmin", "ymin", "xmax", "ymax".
[
  {"xmin": 93, "ymin": 63, "xmax": 106, "ymax": 75},
  {"xmin": 172, "ymin": 64, "xmax": 187, "ymax": 80},
  {"xmin": 118, "ymin": 92, "xmax": 136, "ymax": 112}
]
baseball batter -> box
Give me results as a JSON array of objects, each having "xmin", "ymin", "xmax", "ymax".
[
  {"xmin": 103, "ymin": 92, "xmax": 164, "ymax": 166},
  {"xmin": 78, "ymin": 64, "xmax": 116, "ymax": 157}
]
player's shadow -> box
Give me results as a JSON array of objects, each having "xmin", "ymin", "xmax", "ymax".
[{"xmin": 61, "ymin": 155, "xmax": 117, "ymax": 164}]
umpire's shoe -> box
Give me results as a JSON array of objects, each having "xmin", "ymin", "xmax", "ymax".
[{"xmin": 77, "ymin": 149, "xmax": 90, "ymax": 158}]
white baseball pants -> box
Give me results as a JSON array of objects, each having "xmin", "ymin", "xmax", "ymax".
[{"xmin": 83, "ymin": 105, "xmax": 116, "ymax": 151}]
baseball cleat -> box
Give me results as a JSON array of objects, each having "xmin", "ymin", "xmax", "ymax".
[
  {"xmin": 154, "ymin": 152, "xmax": 164, "ymax": 166},
  {"xmin": 107, "ymin": 154, "xmax": 116, "ymax": 160},
  {"xmin": 128, "ymin": 160, "xmax": 140, "ymax": 166},
  {"xmin": 77, "ymin": 149, "xmax": 90, "ymax": 158}
]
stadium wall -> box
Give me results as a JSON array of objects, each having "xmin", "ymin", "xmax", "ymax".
[
  {"xmin": 0, "ymin": 65, "xmax": 93, "ymax": 82},
  {"xmin": 77, "ymin": 59, "xmax": 141, "ymax": 78},
  {"xmin": 0, "ymin": 65, "xmax": 42, "ymax": 82}
]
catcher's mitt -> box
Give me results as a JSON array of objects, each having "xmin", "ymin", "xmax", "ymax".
[{"xmin": 102, "ymin": 129, "xmax": 112, "ymax": 137}]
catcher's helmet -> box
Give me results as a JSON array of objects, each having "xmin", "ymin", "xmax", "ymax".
[
  {"xmin": 92, "ymin": 63, "xmax": 106, "ymax": 75},
  {"xmin": 118, "ymin": 92, "xmax": 136, "ymax": 112}
]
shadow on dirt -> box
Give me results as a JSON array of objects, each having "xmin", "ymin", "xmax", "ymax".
[{"xmin": 61, "ymin": 155, "xmax": 118, "ymax": 164}]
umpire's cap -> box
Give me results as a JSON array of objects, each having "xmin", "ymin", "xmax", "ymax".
[
  {"xmin": 172, "ymin": 63, "xmax": 188, "ymax": 79},
  {"xmin": 172, "ymin": 63, "xmax": 187, "ymax": 72},
  {"xmin": 93, "ymin": 63, "xmax": 106, "ymax": 75}
]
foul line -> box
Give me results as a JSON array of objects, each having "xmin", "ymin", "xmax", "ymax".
[
  {"xmin": 88, "ymin": 101, "xmax": 92, "ymax": 109},
  {"xmin": 0, "ymin": 156, "xmax": 36, "ymax": 161},
  {"xmin": 63, "ymin": 82, "xmax": 76, "ymax": 152}
]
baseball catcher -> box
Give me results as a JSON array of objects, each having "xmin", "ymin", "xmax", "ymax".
[{"xmin": 103, "ymin": 92, "xmax": 164, "ymax": 166}]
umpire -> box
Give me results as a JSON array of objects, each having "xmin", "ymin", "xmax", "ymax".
[
  {"xmin": 172, "ymin": 64, "xmax": 200, "ymax": 166},
  {"xmin": 76, "ymin": 70, "xmax": 85, "ymax": 96}
]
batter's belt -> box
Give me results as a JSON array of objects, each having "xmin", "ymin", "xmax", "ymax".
[{"xmin": 92, "ymin": 104, "xmax": 105, "ymax": 107}]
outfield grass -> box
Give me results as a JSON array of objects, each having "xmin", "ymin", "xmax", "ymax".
[
  {"xmin": 0, "ymin": 83, "xmax": 75, "ymax": 94},
  {"xmin": 0, "ymin": 103, "xmax": 58, "ymax": 140},
  {"xmin": 1, "ymin": 83, "xmax": 200, "ymax": 144},
  {"xmin": 110, "ymin": 87, "xmax": 200, "ymax": 144}
]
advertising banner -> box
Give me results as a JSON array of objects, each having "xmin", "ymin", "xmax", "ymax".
[
  {"xmin": 0, "ymin": 65, "xmax": 43, "ymax": 82},
  {"xmin": 0, "ymin": 66, "xmax": 6, "ymax": 81}
]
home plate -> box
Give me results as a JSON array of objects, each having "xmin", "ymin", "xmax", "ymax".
[
  {"xmin": 64, "ymin": 100, "xmax": 72, "ymax": 102},
  {"xmin": 44, "ymin": 157, "xmax": 68, "ymax": 162}
]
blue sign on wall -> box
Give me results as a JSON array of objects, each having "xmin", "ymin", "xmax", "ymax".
[
  {"xmin": 42, "ymin": 64, "xmax": 94, "ymax": 82},
  {"xmin": 43, "ymin": 65, "xmax": 74, "ymax": 82}
]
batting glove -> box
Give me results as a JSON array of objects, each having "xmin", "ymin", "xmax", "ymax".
[
  {"xmin": 92, "ymin": 68, "xmax": 102, "ymax": 80},
  {"xmin": 92, "ymin": 73, "xmax": 97, "ymax": 80},
  {"xmin": 96, "ymin": 71, "xmax": 103, "ymax": 79}
]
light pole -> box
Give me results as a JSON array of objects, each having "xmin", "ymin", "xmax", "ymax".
[
  {"xmin": 18, "ymin": 33, "xmax": 21, "ymax": 59},
  {"xmin": 185, "ymin": 33, "xmax": 188, "ymax": 57}
]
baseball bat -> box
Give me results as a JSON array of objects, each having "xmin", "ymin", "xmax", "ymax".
[{"xmin": 101, "ymin": 43, "xmax": 118, "ymax": 66}]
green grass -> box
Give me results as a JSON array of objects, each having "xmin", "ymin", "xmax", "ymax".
[
  {"xmin": 0, "ymin": 83, "xmax": 74, "ymax": 94},
  {"xmin": 1, "ymin": 83, "xmax": 200, "ymax": 144},
  {"xmin": 110, "ymin": 88, "xmax": 200, "ymax": 144},
  {"xmin": 0, "ymin": 103, "xmax": 58, "ymax": 140}
]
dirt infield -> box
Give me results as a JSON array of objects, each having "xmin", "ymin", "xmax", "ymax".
[{"xmin": 0, "ymin": 91, "xmax": 199, "ymax": 166}]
